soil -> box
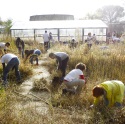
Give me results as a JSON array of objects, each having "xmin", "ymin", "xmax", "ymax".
[{"xmin": 14, "ymin": 57, "xmax": 52, "ymax": 115}]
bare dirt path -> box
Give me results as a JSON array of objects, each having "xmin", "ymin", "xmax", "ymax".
[{"xmin": 14, "ymin": 57, "xmax": 52, "ymax": 116}]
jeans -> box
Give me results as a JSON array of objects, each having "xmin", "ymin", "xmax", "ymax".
[
  {"xmin": 44, "ymin": 42, "xmax": 49, "ymax": 51},
  {"xmin": 2, "ymin": 58, "xmax": 21, "ymax": 82}
]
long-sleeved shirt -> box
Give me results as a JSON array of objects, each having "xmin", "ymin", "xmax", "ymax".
[{"xmin": 94, "ymin": 80, "xmax": 125, "ymax": 107}]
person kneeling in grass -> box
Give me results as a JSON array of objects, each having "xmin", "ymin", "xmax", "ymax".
[
  {"xmin": 91, "ymin": 80, "xmax": 125, "ymax": 108},
  {"xmin": 1, "ymin": 53, "xmax": 21, "ymax": 87},
  {"xmin": 62, "ymin": 63, "xmax": 86, "ymax": 95},
  {"xmin": 24, "ymin": 49, "xmax": 41, "ymax": 65}
]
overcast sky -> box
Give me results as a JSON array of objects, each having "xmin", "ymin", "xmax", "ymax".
[{"xmin": 0, "ymin": 0, "xmax": 123, "ymax": 22}]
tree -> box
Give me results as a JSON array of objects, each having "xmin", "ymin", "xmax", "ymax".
[
  {"xmin": 84, "ymin": 5, "xmax": 125, "ymax": 24},
  {"xmin": 0, "ymin": 17, "xmax": 3, "ymax": 25},
  {"xmin": 83, "ymin": 5, "xmax": 125, "ymax": 33},
  {"xmin": 3, "ymin": 19, "xmax": 12, "ymax": 36},
  {"xmin": 96, "ymin": 5, "xmax": 125, "ymax": 24}
]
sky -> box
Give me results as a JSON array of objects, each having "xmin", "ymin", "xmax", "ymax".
[{"xmin": 0, "ymin": 0, "xmax": 124, "ymax": 22}]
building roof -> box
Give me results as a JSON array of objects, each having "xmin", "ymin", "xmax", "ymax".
[
  {"xmin": 30, "ymin": 14, "xmax": 74, "ymax": 21},
  {"xmin": 11, "ymin": 20, "xmax": 108, "ymax": 30}
]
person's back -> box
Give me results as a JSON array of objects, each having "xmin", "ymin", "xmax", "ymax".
[
  {"xmin": 1, "ymin": 53, "xmax": 21, "ymax": 86},
  {"xmin": 43, "ymin": 31, "xmax": 50, "ymax": 51},
  {"xmin": 49, "ymin": 52, "xmax": 69, "ymax": 78},
  {"xmin": 54, "ymin": 52, "xmax": 68, "ymax": 60},
  {"xmin": 33, "ymin": 49, "xmax": 41, "ymax": 55},
  {"xmin": 43, "ymin": 31, "xmax": 49, "ymax": 42},
  {"xmin": 100, "ymin": 80, "xmax": 124, "ymax": 104},
  {"xmin": 1, "ymin": 53, "xmax": 17, "ymax": 64},
  {"xmin": 93, "ymin": 80, "xmax": 125, "ymax": 107},
  {"xmin": 64, "ymin": 69, "xmax": 83, "ymax": 82}
]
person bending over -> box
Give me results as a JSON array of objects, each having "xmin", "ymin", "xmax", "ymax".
[
  {"xmin": 49, "ymin": 52, "xmax": 69, "ymax": 80},
  {"xmin": 91, "ymin": 80, "xmax": 125, "ymax": 108},
  {"xmin": 1, "ymin": 53, "xmax": 21, "ymax": 87},
  {"xmin": 25, "ymin": 49, "xmax": 41, "ymax": 65}
]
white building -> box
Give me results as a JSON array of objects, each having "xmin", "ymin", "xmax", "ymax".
[{"xmin": 10, "ymin": 20, "xmax": 108, "ymax": 42}]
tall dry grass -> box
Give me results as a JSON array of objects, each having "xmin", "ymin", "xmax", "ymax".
[
  {"xmin": 42, "ymin": 42, "xmax": 125, "ymax": 123},
  {"xmin": 0, "ymin": 36, "xmax": 125, "ymax": 123}
]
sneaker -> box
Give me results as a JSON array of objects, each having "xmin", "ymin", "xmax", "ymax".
[
  {"xmin": 62, "ymin": 88, "xmax": 76, "ymax": 95},
  {"xmin": 62, "ymin": 89, "xmax": 68, "ymax": 94}
]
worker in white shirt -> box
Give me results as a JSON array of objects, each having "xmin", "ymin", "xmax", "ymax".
[
  {"xmin": 63, "ymin": 63, "xmax": 86, "ymax": 95},
  {"xmin": 43, "ymin": 31, "xmax": 50, "ymax": 51},
  {"xmin": 1, "ymin": 53, "xmax": 21, "ymax": 87}
]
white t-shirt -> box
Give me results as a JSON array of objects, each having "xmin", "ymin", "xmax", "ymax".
[
  {"xmin": 87, "ymin": 36, "xmax": 93, "ymax": 44},
  {"xmin": 64, "ymin": 69, "xmax": 84, "ymax": 82},
  {"xmin": 0, "ymin": 42, "xmax": 7, "ymax": 50},
  {"xmin": 43, "ymin": 33, "xmax": 49, "ymax": 42},
  {"xmin": 1, "ymin": 53, "xmax": 18, "ymax": 64}
]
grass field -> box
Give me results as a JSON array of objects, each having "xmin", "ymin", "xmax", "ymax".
[{"xmin": 0, "ymin": 37, "xmax": 125, "ymax": 124}]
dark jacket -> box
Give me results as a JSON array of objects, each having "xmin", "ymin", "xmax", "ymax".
[{"xmin": 15, "ymin": 37, "xmax": 25, "ymax": 49}]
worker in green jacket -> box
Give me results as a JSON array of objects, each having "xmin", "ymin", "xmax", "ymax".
[{"xmin": 91, "ymin": 80, "xmax": 125, "ymax": 108}]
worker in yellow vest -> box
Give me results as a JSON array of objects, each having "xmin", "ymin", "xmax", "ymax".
[{"xmin": 91, "ymin": 80, "xmax": 125, "ymax": 108}]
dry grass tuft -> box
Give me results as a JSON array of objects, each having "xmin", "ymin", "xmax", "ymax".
[{"xmin": 32, "ymin": 78, "xmax": 50, "ymax": 92}]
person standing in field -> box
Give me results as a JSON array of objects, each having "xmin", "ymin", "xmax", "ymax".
[
  {"xmin": 43, "ymin": 31, "xmax": 50, "ymax": 51},
  {"xmin": 62, "ymin": 63, "xmax": 86, "ymax": 95},
  {"xmin": 0, "ymin": 42, "xmax": 10, "ymax": 55},
  {"xmin": 15, "ymin": 37, "xmax": 25, "ymax": 58},
  {"xmin": 24, "ymin": 49, "xmax": 41, "ymax": 65},
  {"xmin": 49, "ymin": 32, "xmax": 55, "ymax": 46},
  {"xmin": 86, "ymin": 32, "xmax": 93, "ymax": 49},
  {"xmin": 1, "ymin": 53, "xmax": 21, "ymax": 87},
  {"xmin": 90, "ymin": 80, "xmax": 125, "ymax": 108},
  {"xmin": 106, "ymin": 32, "xmax": 112, "ymax": 45},
  {"xmin": 49, "ymin": 52, "xmax": 69, "ymax": 80},
  {"xmin": 70, "ymin": 38, "xmax": 77, "ymax": 48}
]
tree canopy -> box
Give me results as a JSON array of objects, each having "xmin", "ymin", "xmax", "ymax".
[
  {"xmin": 84, "ymin": 5, "xmax": 125, "ymax": 24},
  {"xmin": 0, "ymin": 18, "xmax": 12, "ymax": 35}
]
